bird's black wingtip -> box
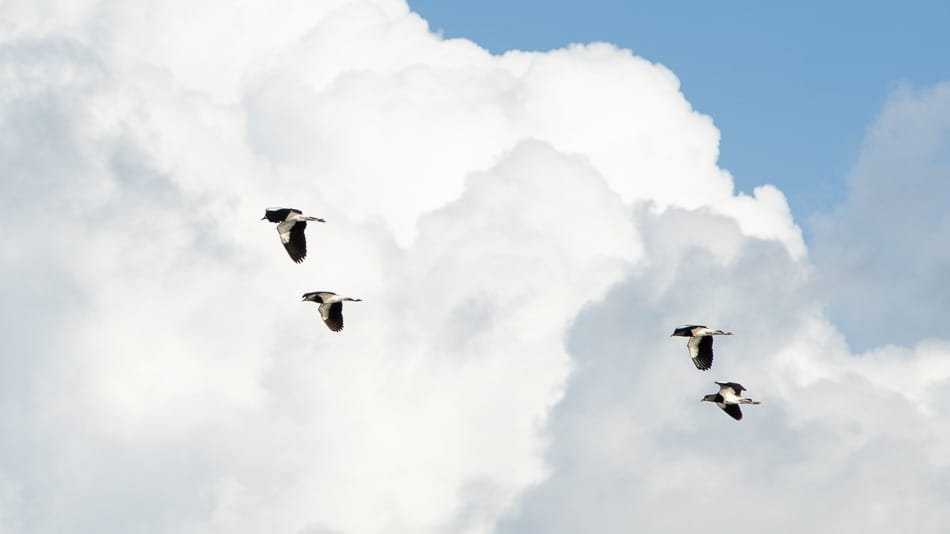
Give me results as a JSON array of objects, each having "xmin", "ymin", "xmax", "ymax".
[{"xmin": 722, "ymin": 404, "xmax": 743, "ymax": 420}]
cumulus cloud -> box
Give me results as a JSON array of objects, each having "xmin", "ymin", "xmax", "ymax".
[
  {"xmin": 495, "ymin": 88, "xmax": 950, "ymax": 534},
  {"xmin": 812, "ymin": 83, "xmax": 950, "ymax": 349},
  {"xmin": 0, "ymin": 0, "xmax": 944, "ymax": 533},
  {"xmin": 498, "ymin": 208, "xmax": 950, "ymax": 533}
]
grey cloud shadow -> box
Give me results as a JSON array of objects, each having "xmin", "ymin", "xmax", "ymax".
[{"xmin": 494, "ymin": 207, "xmax": 829, "ymax": 533}]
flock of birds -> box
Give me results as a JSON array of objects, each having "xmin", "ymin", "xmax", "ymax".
[
  {"xmin": 262, "ymin": 207, "xmax": 759, "ymax": 421},
  {"xmin": 670, "ymin": 325, "xmax": 761, "ymax": 421},
  {"xmin": 261, "ymin": 207, "xmax": 362, "ymax": 332}
]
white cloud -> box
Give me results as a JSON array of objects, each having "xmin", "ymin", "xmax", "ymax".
[
  {"xmin": 0, "ymin": 1, "xmax": 944, "ymax": 533},
  {"xmin": 496, "ymin": 87, "xmax": 950, "ymax": 534},
  {"xmin": 812, "ymin": 82, "xmax": 950, "ymax": 349},
  {"xmin": 498, "ymin": 209, "xmax": 950, "ymax": 534}
]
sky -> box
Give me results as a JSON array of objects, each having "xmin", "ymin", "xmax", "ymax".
[
  {"xmin": 1, "ymin": 0, "xmax": 949, "ymax": 533},
  {"xmin": 410, "ymin": 0, "xmax": 950, "ymax": 231}
]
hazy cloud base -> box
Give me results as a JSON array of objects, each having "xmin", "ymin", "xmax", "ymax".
[{"xmin": 0, "ymin": 1, "xmax": 947, "ymax": 533}]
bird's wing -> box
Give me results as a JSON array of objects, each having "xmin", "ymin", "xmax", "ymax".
[
  {"xmin": 720, "ymin": 403, "xmax": 743, "ymax": 421},
  {"xmin": 721, "ymin": 382, "xmax": 745, "ymax": 394},
  {"xmin": 688, "ymin": 335, "xmax": 714, "ymax": 371},
  {"xmin": 323, "ymin": 301, "xmax": 344, "ymax": 332},
  {"xmin": 278, "ymin": 220, "xmax": 307, "ymax": 263},
  {"xmin": 687, "ymin": 336, "xmax": 702, "ymax": 358},
  {"xmin": 277, "ymin": 220, "xmax": 294, "ymax": 243}
]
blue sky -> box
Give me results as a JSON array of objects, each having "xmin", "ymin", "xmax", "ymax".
[{"xmin": 408, "ymin": 0, "xmax": 950, "ymax": 234}]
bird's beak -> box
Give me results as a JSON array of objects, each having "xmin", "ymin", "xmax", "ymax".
[{"xmin": 261, "ymin": 216, "xmax": 267, "ymax": 221}]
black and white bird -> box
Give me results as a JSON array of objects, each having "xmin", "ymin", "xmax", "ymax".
[
  {"xmin": 670, "ymin": 325, "xmax": 733, "ymax": 371},
  {"xmin": 702, "ymin": 381, "xmax": 761, "ymax": 421},
  {"xmin": 261, "ymin": 208, "xmax": 326, "ymax": 263},
  {"xmin": 302, "ymin": 291, "xmax": 362, "ymax": 332}
]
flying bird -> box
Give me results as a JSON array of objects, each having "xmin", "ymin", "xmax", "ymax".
[
  {"xmin": 702, "ymin": 381, "xmax": 761, "ymax": 421},
  {"xmin": 302, "ymin": 291, "xmax": 362, "ymax": 332},
  {"xmin": 670, "ymin": 325, "xmax": 733, "ymax": 371},
  {"xmin": 261, "ymin": 207, "xmax": 325, "ymax": 263}
]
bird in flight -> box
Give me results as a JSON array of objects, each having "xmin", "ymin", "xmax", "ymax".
[
  {"xmin": 302, "ymin": 291, "xmax": 363, "ymax": 332},
  {"xmin": 670, "ymin": 325, "xmax": 733, "ymax": 371},
  {"xmin": 702, "ymin": 381, "xmax": 761, "ymax": 421},
  {"xmin": 261, "ymin": 207, "xmax": 325, "ymax": 263}
]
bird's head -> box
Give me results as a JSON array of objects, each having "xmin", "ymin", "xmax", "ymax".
[
  {"xmin": 701, "ymin": 394, "xmax": 718, "ymax": 403},
  {"xmin": 301, "ymin": 293, "xmax": 320, "ymax": 302}
]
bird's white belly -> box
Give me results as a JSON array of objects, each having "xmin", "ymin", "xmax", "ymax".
[{"xmin": 721, "ymin": 392, "xmax": 741, "ymax": 404}]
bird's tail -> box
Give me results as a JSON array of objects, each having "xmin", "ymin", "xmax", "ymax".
[
  {"xmin": 306, "ymin": 216, "xmax": 326, "ymax": 222},
  {"xmin": 739, "ymin": 399, "xmax": 761, "ymax": 405}
]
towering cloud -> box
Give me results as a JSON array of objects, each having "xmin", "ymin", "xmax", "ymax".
[
  {"xmin": 812, "ymin": 83, "xmax": 950, "ymax": 349},
  {"xmin": 0, "ymin": 1, "xmax": 945, "ymax": 533}
]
